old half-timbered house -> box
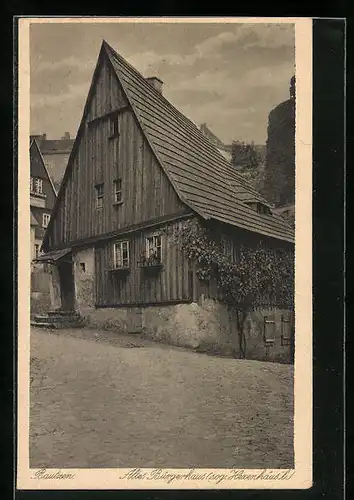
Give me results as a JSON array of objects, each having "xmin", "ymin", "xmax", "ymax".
[
  {"xmin": 30, "ymin": 138, "xmax": 57, "ymax": 315},
  {"xmin": 30, "ymin": 138, "xmax": 57, "ymax": 260},
  {"xmin": 35, "ymin": 41, "xmax": 295, "ymax": 362}
]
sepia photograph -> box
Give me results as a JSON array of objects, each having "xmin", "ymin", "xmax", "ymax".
[{"xmin": 17, "ymin": 17, "xmax": 312, "ymax": 490}]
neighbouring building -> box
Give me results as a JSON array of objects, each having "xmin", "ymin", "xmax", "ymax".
[
  {"xmin": 30, "ymin": 138, "xmax": 57, "ymax": 314},
  {"xmin": 30, "ymin": 138, "xmax": 57, "ymax": 260},
  {"xmin": 199, "ymin": 123, "xmax": 267, "ymax": 168},
  {"xmin": 30, "ymin": 132, "xmax": 74, "ymax": 191},
  {"xmin": 231, "ymin": 141, "xmax": 266, "ymax": 168},
  {"xmin": 30, "ymin": 213, "xmax": 39, "ymax": 261},
  {"xmin": 200, "ymin": 124, "xmax": 267, "ymax": 194},
  {"xmin": 231, "ymin": 142, "xmax": 267, "ymax": 195},
  {"xmin": 263, "ymin": 75, "xmax": 296, "ymax": 219},
  {"xmin": 199, "ymin": 123, "xmax": 233, "ymax": 162},
  {"xmin": 35, "ymin": 41, "xmax": 295, "ymax": 362}
]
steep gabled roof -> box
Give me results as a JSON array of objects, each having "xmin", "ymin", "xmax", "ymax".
[
  {"xmin": 30, "ymin": 212, "xmax": 39, "ymax": 226},
  {"xmin": 39, "ymin": 139, "xmax": 74, "ymax": 154},
  {"xmin": 30, "ymin": 138, "xmax": 58, "ymax": 197},
  {"xmin": 45, "ymin": 41, "xmax": 294, "ymax": 247},
  {"xmin": 103, "ymin": 41, "xmax": 294, "ymax": 243}
]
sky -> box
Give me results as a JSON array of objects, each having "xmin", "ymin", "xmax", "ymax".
[{"xmin": 30, "ymin": 21, "xmax": 295, "ymax": 145}]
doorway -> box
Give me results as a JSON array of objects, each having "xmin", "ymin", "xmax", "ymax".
[
  {"xmin": 127, "ymin": 307, "xmax": 143, "ymax": 334},
  {"xmin": 58, "ymin": 260, "xmax": 75, "ymax": 311}
]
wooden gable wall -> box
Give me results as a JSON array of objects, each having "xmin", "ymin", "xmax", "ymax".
[{"xmin": 47, "ymin": 53, "xmax": 186, "ymax": 250}]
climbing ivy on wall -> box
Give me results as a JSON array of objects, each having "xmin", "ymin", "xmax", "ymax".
[{"xmin": 172, "ymin": 219, "xmax": 294, "ymax": 358}]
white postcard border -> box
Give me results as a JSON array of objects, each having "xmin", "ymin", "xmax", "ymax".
[{"xmin": 17, "ymin": 16, "xmax": 313, "ymax": 490}]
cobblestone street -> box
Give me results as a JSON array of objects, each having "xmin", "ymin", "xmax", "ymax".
[{"xmin": 30, "ymin": 327, "xmax": 294, "ymax": 469}]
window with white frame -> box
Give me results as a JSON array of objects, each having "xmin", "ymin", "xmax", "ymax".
[
  {"xmin": 113, "ymin": 178, "xmax": 123, "ymax": 203},
  {"xmin": 146, "ymin": 234, "xmax": 162, "ymax": 262},
  {"xmin": 113, "ymin": 240, "xmax": 130, "ymax": 268},
  {"xmin": 42, "ymin": 213, "xmax": 50, "ymax": 228},
  {"xmin": 35, "ymin": 178, "xmax": 43, "ymax": 194},
  {"xmin": 34, "ymin": 244, "xmax": 40, "ymax": 259},
  {"xmin": 30, "ymin": 176, "xmax": 34, "ymax": 192},
  {"xmin": 95, "ymin": 183, "xmax": 104, "ymax": 208}
]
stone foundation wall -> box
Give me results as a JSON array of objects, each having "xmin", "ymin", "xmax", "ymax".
[
  {"xmin": 240, "ymin": 308, "xmax": 293, "ymax": 363},
  {"xmin": 31, "ymin": 264, "xmax": 51, "ymax": 315},
  {"xmin": 79, "ymin": 298, "xmax": 293, "ymax": 363},
  {"xmin": 142, "ymin": 299, "xmax": 292, "ymax": 363},
  {"xmin": 142, "ymin": 299, "xmax": 237, "ymax": 354},
  {"xmin": 81, "ymin": 307, "xmax": 129, "ymax": 332},
  {"xmin": 30, "ymin": 291, "xmax": 52, "ymax": 316}
]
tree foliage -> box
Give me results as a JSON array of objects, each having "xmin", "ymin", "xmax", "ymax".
[
  {"xmin": 173, "ymin": 220, "xmax": 294, "ymax": 358},
  {"xmin": 231, "ymin": 141, "xmax": 261, "ymax": 168},
  {"xmin": 231, "ymin": 141, "xmax": 266, "ymax": 193}
]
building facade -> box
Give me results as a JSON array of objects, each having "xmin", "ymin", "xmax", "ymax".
[
  {"xmin": 30, "ymin": 132, "xmax": 74, "ymax": 192},
  {"xmin": 36, "ymin": 41, "xmax": 295, "ymax": 362},
  {"xmin": 30, "ymin": 138, "xmax": 57, "ymax": 259}
]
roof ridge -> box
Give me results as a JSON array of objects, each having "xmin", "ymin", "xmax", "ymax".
[
  {"xmin": 103, "ymin": 41, "xmax": 208, "ymax": 220},
  {"xmin": 103, "ymin": 41, "xmax": 269, "ymax": 203},
  {"xmin": 43, "ymin": 40, "xmax": 293, "ymax": 246},
  {"xmin": 104, "ymin": 40, "xmax": 293, "ymax": 242},
  {"xmin": 103, "ymin": 41, "xmax": 209, "ymax": 139}
]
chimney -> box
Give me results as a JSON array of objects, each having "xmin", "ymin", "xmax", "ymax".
[
  {"xmin": 42, "ymin": 133, "xmax": 47, "ymax": 140},
  {"xmin": 30, "ymin": 134, "xmax": 42, "ymax": 142},
  {"xmin": 62, "ymin": 132, "xmax": 70, "ymax": 140},
  {"xmin": 146, "ymin": 76, "xmax": 163, "ymax": 94}
]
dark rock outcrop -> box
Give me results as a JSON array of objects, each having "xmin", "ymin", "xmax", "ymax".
[{"xmin": 263, "ymin": 76, "xmax": 295, "ymax": 207}]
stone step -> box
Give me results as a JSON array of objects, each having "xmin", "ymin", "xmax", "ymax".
[
  {"xmin": 47, "ymin": 310, "xmax": 80, "ymax": 317},
  {"xmin": 30, "ymin": 321, "xmax": 59, "ymax": 329},
  {"xmin": 34, "ymin": 314, "xmax": 80, "ymax": 323},
  {"xmin": 33, "ymin": 314, "xmax": 51, "ymax": 321},
  {"xmin": 32, "ymin": 310, "xmax": 84, "ymax": 329},
  {"xmin": 31, "ymin": 320, "xmax": 83, "ymax": 329}
]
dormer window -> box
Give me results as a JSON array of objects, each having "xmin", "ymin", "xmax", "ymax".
[
  {"xmin": 257, "ymin": 203, "xmax": 271, "ymax": 215},
  {"xmin": 245, "ymin": 201, "xmax": 271, "ymax": 215}
]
